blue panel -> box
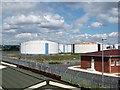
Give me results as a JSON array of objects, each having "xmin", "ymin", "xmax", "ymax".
[{"xmin": 45, "ymin": 43, "xmax": 49, "ymax": 54}]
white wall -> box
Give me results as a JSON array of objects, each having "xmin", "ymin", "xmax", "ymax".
[
  {"xmin": 28, "ymin": 41, "xmax": 45, "ymax": 54},
  {"xmin": 20, "ymin": 40, "xmax": 58, "ymax": 54},
  {"xmin": 58, "ymin": 44, "xmax": 64, "ymax": 53},
  {"xmin": 20, "ymin": 43, "xmax": 25, "ymax": 54},
  {"xmin": 74, "ymin": 43, "xmax": 109, "ymax": 53},
  {"xmin": 58, "ymin": 44, "xmax": 72, "ymax": 53},
  {"xmin": 21, "ymin": 41, "xmax": 112, "ymax": 54},
  {"xmin": 116, "ymin": 44, "xmax": 120, "ymax": 49},
  {"xmin": 67, "ymin": 44, "xmax": 72, "ymax": 53},
  {"xmin": 75, "ymin": 44, "xmax": 98, "ymax": 53},
  {"xmin": 48, "ymin": 41, "xmax": 58, "ymax": 54}
]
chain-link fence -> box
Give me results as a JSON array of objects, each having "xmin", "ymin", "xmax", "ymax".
[{"xmin": 1, "ymin": 57, "xmax": 119, "ymax": 89}]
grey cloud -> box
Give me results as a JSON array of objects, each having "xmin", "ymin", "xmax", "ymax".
[
  {"xmin": 4, "ymin": 14, "xmax": 64, "ymax": 30},
  {"xmin": 39, "ymin": 14, "xmax": 64, "ymax": 29},
  {"xmin": 3, "ymin": 2, "xmax": 36, "ymax": 10},
  {"xmin": 3, "ymin": 0, "xmax": 120, "ymax": 2},
  {"xmin": 67, "ymin": 2, "xmax": 118, "ymax": 23},
  {"xmin": 98, "ymin": 14, "xmax": 118, "ymax": 23},
  {"xmin": 2, "ymin": 2, "xmax": 37, "ymax": 19},
  {"xmin": 4, "ymin": 14, "xmax": 42, "ymax": 25},
  {"xmin": 84, "ymin": 2, "xmax": 118, "ymax": 23}
]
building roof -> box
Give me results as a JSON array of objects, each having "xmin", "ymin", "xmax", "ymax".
[
  {"xmin": 21, "ymin": 39, "xmax": 58, "ymax": 44},
  {"xmin": 75, "ymin": 41, "xmax": 99, "ymax": 44},
  {"xmin": 1, "ymin": 64, "xmax": 78, "ymax": 90},
  {"xmin": 82, "ymin": 49, "xmax": 120, "ymax": 57}
]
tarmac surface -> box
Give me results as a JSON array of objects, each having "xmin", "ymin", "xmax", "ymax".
[{"xmin": 0, "ymin": 64, "xmax": 79, "ymax": 90}]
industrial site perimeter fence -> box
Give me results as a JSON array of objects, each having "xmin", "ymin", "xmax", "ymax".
[{"xmin": 1, "ymin": 57, "xmax": 119, "ymax": 89}]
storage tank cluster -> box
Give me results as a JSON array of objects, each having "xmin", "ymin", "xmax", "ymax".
[{"xmin": 20, "ymin": 40, "xmax": 109, "ymax": 55}]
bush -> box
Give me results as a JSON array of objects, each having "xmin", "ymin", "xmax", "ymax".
[{"xmin": 48, "ymin": 62, "xmax": 62, "ymax": 64}]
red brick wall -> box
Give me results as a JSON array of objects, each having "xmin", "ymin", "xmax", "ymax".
[
  {"xmin": 81, "ymin": 56, "xmax": 91, "ymax": 69},
  {"xmin": 110, "ymin": 57, "xmax": 120, "ymax": 73},
  {"xmin": 81, "ymin": 56, "xmax": 110, "ymax": 73},
  {"xmin": 94, "ymin": 57, "xmax": 109, "ymax": 73},
  {"xmin": 111, "ymin": 67, "xmax": 120, "ymax": 73}
]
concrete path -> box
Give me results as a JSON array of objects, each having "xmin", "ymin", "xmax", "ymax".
[{"xmin": 68, "ymin": 65, "xmax": 120, "ymax": 77}]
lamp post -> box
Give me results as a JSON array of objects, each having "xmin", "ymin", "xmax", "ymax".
[{"xmin": 102, "ymin": 38, "xmax": 107, "ymax": 87}]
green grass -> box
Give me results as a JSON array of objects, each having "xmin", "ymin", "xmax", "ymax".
[{"xmin": 2, "ymin": 51, "xmax": 81, "ymax": 62}]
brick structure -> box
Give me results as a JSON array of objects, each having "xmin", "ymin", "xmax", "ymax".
[{"xmin": 81, "ymin": 49, "xmax": 120, "ymax": 73}]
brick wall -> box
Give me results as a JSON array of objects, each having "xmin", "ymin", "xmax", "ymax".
[
  {"xmin": 94, "ymin": 57, "xmax": 109, "ymax": 73},
  {"xmin": 81, "ymin": 56, "xmax": 111, "ymax": 73},
  {"xmin": 110, "ymin": 57, "xmax": 120, "ymax": 73},
  {"xmin": 81, "ymin": 56, "xmax": 91, "ymax": 69}
]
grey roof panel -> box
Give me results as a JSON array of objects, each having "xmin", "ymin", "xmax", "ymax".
[{"xmin": 2, "ymin": 67, "xmax": 44, "ymax": 89}]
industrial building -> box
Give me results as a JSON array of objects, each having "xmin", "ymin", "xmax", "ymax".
[
  {"xmin": 81, "ymin": 49, "xmax": 120, "ymax": 73},
  {"xmin": 20, "ymin": 40, "xmax": 59, "ymax": 55}
]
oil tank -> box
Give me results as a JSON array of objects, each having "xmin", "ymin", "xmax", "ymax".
[{"xmin": 20, "ymin": 40, "xmax": 58, "ymax": 55}]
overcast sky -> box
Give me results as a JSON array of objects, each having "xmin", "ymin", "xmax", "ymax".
[{"xmin": 1, "ymin": 1, "xmax": 119, "ymax": 45}]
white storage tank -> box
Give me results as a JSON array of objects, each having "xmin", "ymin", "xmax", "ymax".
[
  {"xmin": 67, "ymin": 44, "xmax": 72, "ymax": 53},
  {"xmin": 74, "ymin": 42, "xmax": 107, "ymax": 53},
  {"xmin": 58, "ymin": 44, "xmax": 72, "ymax": 53},
  {"xmin": 106, "ymin": 44, "xmax": 120, "ymax": 50},
  {"xmin": 58, "ymin": 44, "xmax": 64, "ymax": 53},
  {"xmin": 20, "ymin": 40, "xmax": 59, "ymax": 55}
]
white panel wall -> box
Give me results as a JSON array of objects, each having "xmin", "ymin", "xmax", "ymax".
[
  {"xmin": 100, "ymin": 44, "xmax": 108, "ymax": 51},
  {"xmin": 64, "ymin": 45, "xmax": 72, "ymax": 53},
  {"xmin": 75, "ymin": 44, "xmax": 98, "ymax": 53},
  {"xmin": 108, "ymin": 44, "xmax": 120, "ymax": 49},
  {"xmin": 20, "ymin": 43, "xmax": 25, "ymax": 54},
  {"xmin": 74, "ymin": 43, "xmax": 109, "ymax": 53},
  {"xmin": 20, "ymin": 40, "xmax": 58, "ymax": 54},
  {"xmin": 58, "ymin": 44, "xmax": 72, "ymax": 53},
  {"xmin": 27, "ymin": 41, "xmax": 45, "ymax": 54},
  {"xmin": 114, "ymin": 44, "xmax": 120, "ymax": 49},
  {"xmin": 64, "ymin": 45, "xmax": 68, "ymax": 53},
  {"xmin": 67, "ymin": 44, "xmax": 72, "ymax": 53},
  {"xmin": 47, "ymin": 41, "xmax": 58, "ymax": 54},
  {"xmin": 21, "ymin": 41, "xmax": 112, "ymax": 54},
  {"xmin": 59, "ymin": 44, "xmax": 64, "ymax": 53}
]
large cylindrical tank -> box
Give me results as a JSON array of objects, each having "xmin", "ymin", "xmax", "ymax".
[
  {"xmin": 20, "ymin": 40, "xmax": 58, "ymax": 55},
  {"xmin": 75, "ymin": 44, "xmax": 98, "ymax": 53},
  {"xmin": 74, "ymin": 42, "xmax": 109, "ymax": 53}
]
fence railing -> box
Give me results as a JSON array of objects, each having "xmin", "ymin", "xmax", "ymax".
[{"xmin": 1, "ymin": 57, "xmax": 119, "ymax": 89}]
